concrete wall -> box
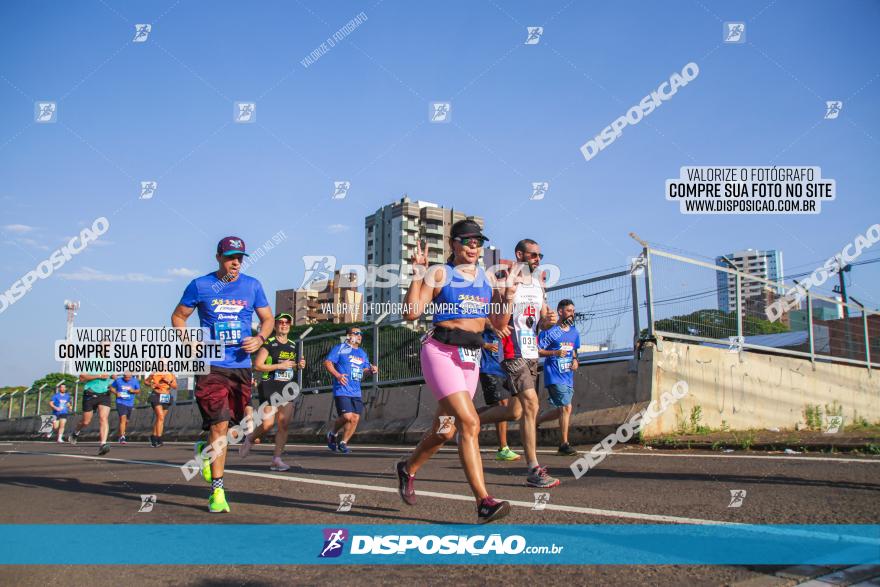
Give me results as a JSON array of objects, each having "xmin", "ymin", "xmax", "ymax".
[
  {"xmin": 641, "ymin": 340, "xmax": 880, "ymax": 436},
  {"xmin": 3, "ymin": 342, "xmax": 876, "ymax": 442}
]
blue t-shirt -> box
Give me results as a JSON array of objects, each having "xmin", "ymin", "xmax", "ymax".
[
  {"xmin": 51, "ymin": 392, "xmax": 71, "ymax": 416},
  {"xmin": 178, "ymin": 272, "xmax": 269, "ymax": 369},
  {"xmin": 111, "ymin": 377, "xmax": 140, "ymax": 406},
  {"xmin": 539, "ymin": 325, "xmax": 580, "ymax": 387},
  {"xmin": 432, "ymin": 263, "xmax": 492, "ymax": 323},
  {"xmin": 326, "ymin": 343, "xmax": 372, "ymax": 398},
  {"xmin": 480, "ymin": 331, "xmax": 505, "ymax": 377}
]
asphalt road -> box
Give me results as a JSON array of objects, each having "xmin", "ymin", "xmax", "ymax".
[{"xmin": 1, "ymin": 439, "xmax": 879, "ymax": 586}]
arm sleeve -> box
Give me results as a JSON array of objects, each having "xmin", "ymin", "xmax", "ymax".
[
  {"xmin": 326, "ymin": 344, "xmax": 341, "ymax": 365},
  {"xmin": 179, "ymin": 279, "xmax": 200, "ymax": 307},
  {"xmin": 362, "ymin": 351, "xmax": 372, "ymax": 371}
]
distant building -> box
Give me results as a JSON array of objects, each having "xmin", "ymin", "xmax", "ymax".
[
  {"xmin": 275, "ymin": 270, "xmax": 362, "ymax": 325},
  {"xmin": 788, "ymin": 298, "xmax": 844, "ymax": 331},
  {"xmin": 364, "ymin": 195, "xmax": 483, "ymax": 319},
  {"xmin": 716, "ymin": 249, "xmax": 784, "ymax": 319}
]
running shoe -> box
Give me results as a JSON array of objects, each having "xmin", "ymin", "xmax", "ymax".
[
  {"xmin": 526, "ymin": 466, "xmax": 560, "ymax": 488},
  {"xmin": 97, "ymin": 444, "xmax": 110, "ymax": 456},
  {"xmin": 157, "ymin": 437, "xmax": 164, "ymax": 447},
  {"xmin": 269, "ymin": 458, "xmax": 290, "ymax": 472},
  {"xmin": 477, "ymin": 497, "xmax": 511, "ymax": 524},
  {"xmin": 68, "ymin": 433, "xmax": 78, "ymax": 445},
  {"xmin": 56, "ymin": 438, "xmax": 64, "ymax": 443},
  {"xmin": 208, "ymin": 488, "xmax": 230, "ymax": 513},
  {"xmin": 337, "ymin": 441, "xmax": 351, "ymax": 454},
  {"xmin": 194, "ymin": 440, "xmax": 212, "ymax": 483},
  {"xmin": 119, "ymin": 435, "xmax": 127, "ymax": 445},
  {"xmin": 150, "ymin": 435, "xmax": 158, "ymax": 448},
  {"xmin": 495, "ymin": 446, "xmax": 521, "ymax": 461},
  {"xmin": 326, "ymin": 431, "xmax": 338, "ymax": 452},
  {"xmin": 556, "ymin": 443, "xmax": 577, "ymax": 456},
  {"xmin": 239, "ymin": 433, "xmax": 253, "ymax": 458},
  {"xmin": 396, "ymin": 461, "xmax": 416, "ymax": 505}
]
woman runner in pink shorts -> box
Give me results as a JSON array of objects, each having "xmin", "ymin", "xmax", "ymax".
[{"xmin": 395, "ymin": 219, "xmax": 511, "ymax": 523}]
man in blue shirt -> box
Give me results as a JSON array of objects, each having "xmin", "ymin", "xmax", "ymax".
[
  {"xmin": 48, "ymin": 383, "xmax": 72, "ymax": 443},
  {"xmin": 478, "ymin": 328, "xmax": 521, "ymax": 462},
  {"xmin": 171, "ymin": 236, "xmax": 274, "ymax": 513},
  {"xmin": 323, "ymin": 326, "xmax": 378, "ymax": 454},
  {"xmin": 537, "ymin": 299, "xmax": 580, "ymax": 456},
  {"xmin": 110, "ymin": 371, "xmax": 140, "ymax": 444}
]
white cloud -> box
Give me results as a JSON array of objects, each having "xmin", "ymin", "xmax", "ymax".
[
  {"xmin": 2, "ymin": 224, "xmax": 35, "ymax": 234},
  {"xmin": 59, "ymin": 267, "xmax": 171, "ymax": 283},
  {"xmin": 168, "ymin": 267, "xmax": 199, "ymax": 278},
  {"xmin": 328, "ymin": 224, "xmax": 350, "ymax": 234}
]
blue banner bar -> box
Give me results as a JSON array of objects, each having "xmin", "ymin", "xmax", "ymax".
[{"xmin": 1, "ymin": 524, "xmax": 878, "ymax": 565}]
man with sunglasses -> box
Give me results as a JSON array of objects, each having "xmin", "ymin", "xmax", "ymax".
[
  {"xmin": 171, "ymin": 236, "xmax": 274, "ymax": 513},
  {"xmin": 240, "ymin": 312, "xmax": 306, "ymax": 471},
  {"xmin": 324, "ymin": 326, "xmax": 378, "ymax": 454},
  {"xmin": 481, "ymin": 238, "xmax": 561, "ymax": 488}
]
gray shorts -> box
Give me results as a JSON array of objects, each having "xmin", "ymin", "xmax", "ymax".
[{"xmin": 502, "ymin": 358, "xmax": 538, "ymax": 395}]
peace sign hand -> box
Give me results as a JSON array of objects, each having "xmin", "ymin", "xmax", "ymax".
[{"xmin": 412, "ymin": 239, "xmax": 428, "ymax": 267}]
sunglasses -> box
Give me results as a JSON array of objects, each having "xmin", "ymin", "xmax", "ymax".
[
  {"xmin": 454, "ymin": 237, "xmax": 486, "ymax": 247},
  {"xmin": 349, "ymin": 332, "xmax": 362, "ymax": 336},
  {"xmin": 523, "ymin": 251, "xmax": 544, "ymax": 260}
]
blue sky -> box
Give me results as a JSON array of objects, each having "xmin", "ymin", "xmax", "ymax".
[{"xmin": 1, "ymin": 0, "xmax": 878, "ymax": 385}]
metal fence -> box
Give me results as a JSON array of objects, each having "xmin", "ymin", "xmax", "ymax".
[
  {"xmin": 641, "ymin": 245, "xmax": 880, "ymax": 369},
  {"xmin": 3, "ymin": 246, "xmax": 876, "ymax": 420}
]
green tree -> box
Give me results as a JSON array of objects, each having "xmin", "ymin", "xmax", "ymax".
[{"xmin": 641, "ymin": 309, "xmax": 790, "ymax": 339}]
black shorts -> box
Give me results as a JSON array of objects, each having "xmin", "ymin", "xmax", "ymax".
[
  {"xmin": 54, "ymin": 414, "xmax": 68, "ymax": 420},
  {"xmin": 116, "ymin": 404, "xmax": 134, "ymax": 418},
  {"xmin": 82, "ymin": 391, "xmax": 111, "ymax": 413},
  {"xmin": 479, "ymin": 373, "xmax": 513, "ymax": 406},
  {"xmin": 149, "ymin": 392, "xmax": 173, "ymax": 409}
]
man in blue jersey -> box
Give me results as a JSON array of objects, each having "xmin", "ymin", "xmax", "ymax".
[
  {"xmin": 323, "ymin": 326, "xmax": 379, "ymax": 454},
  {"xmin": 537, "ymin": 299, "xmax": 580, "ymax": 455},
  {"xmin": 110, "ymin": 371, "xmax": 140, "ymax": 444},
  {"xmin": 478, "ymin": 327, "xmax": 521, "ymax": 461},
  {"xmin": 171, "ymin": 236, "xmax": 274, "ymax": 513},
  {"xmin": 48, "ymin": 383, "xmax": 72, "ymax": 443}
]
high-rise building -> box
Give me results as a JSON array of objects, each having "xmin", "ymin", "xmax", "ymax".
[
  {"xmin": 275, "ymin": 270, "xmax": 362, "ymax": 326},
  {"xmin": 364, "ymin": 195, "xmax": 484, "ymax": 318},
  {"xmin": 715, "ymin": 249, "xmax": 784, "ymax": 317}
]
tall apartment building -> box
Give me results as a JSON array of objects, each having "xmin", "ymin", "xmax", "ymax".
[
  {"xmin": 275, "ymin": 270, "xmax": 363, "ymax": 326},
  {"xmin": 715, "ymin": 249, "xmax": 784, "ymax": 318},
  {"xmin": 364, "ymin": 196, "xmax": 484, "ymax": 317}
]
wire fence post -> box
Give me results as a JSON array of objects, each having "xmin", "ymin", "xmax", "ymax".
[
  {"xmin": 20, "ymin": 388, "xmax": 29, "ymax": 418},
  {"xmin": 643, "ymin": 247, "xmax": 655, "ymax": 339},
  {"xmin": 73, "ymin": 382, "xmax": 79, "ymax": 415},
  {"xmin": 372, "ymin": 320, "xmax": 380, "ymax": 390},
  {"xmin": 863, "ymin": 310, "xmax": 871, "ymax": 374},
  {"xmin": 6, "ymin": 392, "xmax": 13, "ymax": 419},
  {"xmin": 734, "ymin": 270, "xmax": 743, "ymax": 343},
  {"xmin": 630, "ymin": 270, "xmax": 641, "ymax": 349},
  {"xmin": 36, "ymin": 386, "xmax": 43, "ymax": 416},
  {"xmin": 807, "ymin": 291, "xmax": 815, "ymax": 367}
]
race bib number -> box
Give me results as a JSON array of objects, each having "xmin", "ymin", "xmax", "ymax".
[
  {"xmin": 351, "ymin": 366, "xmax": 363, "ymax": 381},
  {"xmin": 518, "ymin": 333, "xmax": 538, "ymax": 359},
  {"xmin": 458, "ymin": 347, "xmax": 481, "ymax": 364},
  {"xmin": 274, "ymin": 369, "xmax": 293, "ymax": 382},
  {"xmin": 213, "ymin": 321, "xmax": 244, "ymax": 345},
  {"xmin": 159, "ymin": 393, "xmax": 171, "ymax": 404},
  {"xmin": 118, "ymin": 391, "xmax": 130, "ymax": 399}
]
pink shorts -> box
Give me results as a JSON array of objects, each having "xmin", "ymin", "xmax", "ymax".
[{"xmin": 421, "ymin": 336, "xmax": 480, "ymax": 401}]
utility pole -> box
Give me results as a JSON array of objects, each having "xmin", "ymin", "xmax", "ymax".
[{"xmin": 62, "ymin": 300, "xmax": 80, "ymax": 375}]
